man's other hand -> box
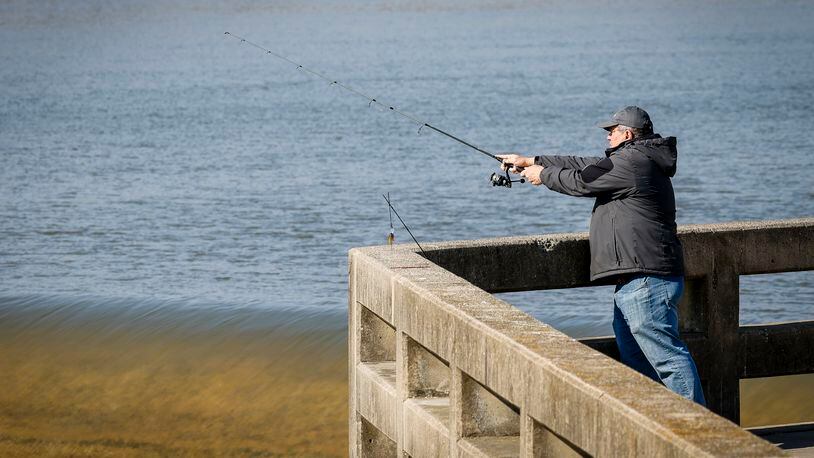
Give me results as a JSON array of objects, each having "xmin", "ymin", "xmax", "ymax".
[{"xmin": 520, "ymin": 165, "xmax": 544, "ymax": 185}]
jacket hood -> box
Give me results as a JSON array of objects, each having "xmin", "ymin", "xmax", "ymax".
[{"xmin": 606, "ymin": 134, "xmax": 678, "ymax": 177}]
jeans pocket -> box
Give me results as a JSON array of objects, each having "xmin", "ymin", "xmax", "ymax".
[{"xmin": 628, "ymin": 275, "xmax": 648, "ymax": 293}]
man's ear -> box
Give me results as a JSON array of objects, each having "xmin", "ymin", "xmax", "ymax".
[{"xmin": 624, "ymin": 130, "xmax": 634, "ymax": 141}]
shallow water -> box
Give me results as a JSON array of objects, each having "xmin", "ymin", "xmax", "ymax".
[
  {"xmin": 0, "ymin": 297, "xmax": 348, "ymax": 456},
  {"xmin": 2, "ymin": 0, "xmax": 814, "ymax": 455}
]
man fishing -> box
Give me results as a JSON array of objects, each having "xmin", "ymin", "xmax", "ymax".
[{"xmin": 497, "ymin": 106, "xmax": 705, "ymax": 405}]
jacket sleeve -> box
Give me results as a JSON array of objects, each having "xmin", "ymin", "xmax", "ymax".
[
  {"xmin": 535, "ymin": 155, "xmax": 604, "ymax": 169},
  {"xmin": 539, "ymin": 156, "xmax": 634, "ymax": 198}
]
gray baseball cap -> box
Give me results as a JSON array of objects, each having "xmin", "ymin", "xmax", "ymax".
[{"xmin": 597, "ymin": 106, "xmax": 653, "ymax": 131}]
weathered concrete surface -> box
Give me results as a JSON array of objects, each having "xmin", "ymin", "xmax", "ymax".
[
  {"xmin": 461, "ymin": 371, "xmax": 520, "ymax": 437},
  {"xmin": 459, "ymin": 436, "xmax": 520, "ymax": 457},
  {"xmin": 360, "ymin": 306, "xmax": 396, "ymax": 363},
  {"xmin": 349, "ymin": 254, "xmax": 360, "ymax": 456},
  {"xmin": 349, "ymin": 219, "xmax": 813, "ymax": 456},
  {"xmin": 407, "ymin": 336, "xmax": 450, "ymax": 398},
  {"xmin": 361, "ymin": 416, "xmax": 397, "ymax": 457},
  {"xmin": 356, "ymin": 362, "xmax": 398, "ymax": 441},
  {"xmin": 421, "ymin": 217, "xmax": 814, "ymax": 291},
  {"xmin": 523, "ymin": 416, "xmax": 588, "ymax": 458},
  {"xmin": 403, "ymin": 398, "xmax": 450, "ymax": 457},
  {"xmin": 740, "ymin": 321, "xmax": 814, "ymax": 378}
]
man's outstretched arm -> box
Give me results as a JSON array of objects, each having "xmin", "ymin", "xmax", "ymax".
[
  {"xmin": 495, "ymin": 154, "xmax": 634, "ymax": 197},
  {"xmin": 535, "ymin": 154, "xmax": 604, "ymax": 170},
  {"xmin": 539, "ymin": 156, "xmax": 634, "ymax": 198},
  {"xmin": 497, "ymin": 153, "xmax": 603, "ymax": 170}
]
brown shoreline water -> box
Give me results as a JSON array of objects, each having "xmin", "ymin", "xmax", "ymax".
[
  {"xmin": 0, "ymin": 302, "xmax": 811, "ymax": 456},
  {"xmin": 0, "ymin": 303, "xmax": 348, "ymax": 456}
]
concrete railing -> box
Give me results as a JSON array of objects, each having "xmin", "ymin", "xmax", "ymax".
[{"xmin": 348, "ymin": 218, "xmax": 813, "ymax": 457}]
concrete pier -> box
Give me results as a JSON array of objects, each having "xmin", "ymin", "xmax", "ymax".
[{"xmin": 349, "ymin": 218, "xmax": 814, "ymax": 457}]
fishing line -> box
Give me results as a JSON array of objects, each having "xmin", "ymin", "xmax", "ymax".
[
  {"xmin": 382, "ymin": 194, "xmax": 426, "ymax": 256},
  {"xmin": 223, "ymin": 31, "xmax": 503, "ymax": 164}
]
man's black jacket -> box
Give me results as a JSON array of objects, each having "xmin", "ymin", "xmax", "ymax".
[{"xmin": 536, "ymin": 134, "xmax": 685, "ymax": 281}]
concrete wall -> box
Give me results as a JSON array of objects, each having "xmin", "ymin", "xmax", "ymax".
[{"xmin": 349, "ymin": 218, "xmax": 813, "ymax": 457}]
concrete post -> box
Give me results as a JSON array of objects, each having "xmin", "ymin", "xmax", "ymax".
[
  {"xmin": 701, "ymin": 254, "xmax": 741, "ymax": 423},
  {"xmin": 520, "ymin": 411, "xmax": 533, "ymax": 457}
]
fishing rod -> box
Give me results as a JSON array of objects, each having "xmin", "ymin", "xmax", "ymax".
[
  {"xmin": 223, "ymin": 31, "xmax": 525, "ymax": 188},
  {"xmin": 386, "ymin": 192, "xmax": 395, "ymax": 246},
  {"xmin": 383, "ymin": 194, "xmax": 426, "ymax": 256}
]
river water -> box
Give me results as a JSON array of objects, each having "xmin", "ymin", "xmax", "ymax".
[{"xmin": 1, "ymin": 0, "xmax": 813, "ymax": 455}]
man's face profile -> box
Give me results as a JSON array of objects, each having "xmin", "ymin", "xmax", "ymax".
[{"xmin": 607, "ymin": 125, "xmax": 630, "ymax": 148}]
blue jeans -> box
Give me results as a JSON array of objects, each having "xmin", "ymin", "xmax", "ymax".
[{"xmin": 613, "ymin": 275, "xmax": 706, "ymax": 405}]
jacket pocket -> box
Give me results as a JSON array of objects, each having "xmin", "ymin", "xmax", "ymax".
[{"xmin": 612, "ymin": 217, "xmax": 621, "ymax": 266}]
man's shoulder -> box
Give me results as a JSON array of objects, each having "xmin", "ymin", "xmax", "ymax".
[
  {"xmin": 626, "ymin": 135, "xmax": 677, "ymax": 151},
  {"xmin": 617, "ymin": 136, "xmax": 677, "ymax": 157},
  {"xmin": 620, "ymin": 135, "xmax": 679, "ymax": 177}
]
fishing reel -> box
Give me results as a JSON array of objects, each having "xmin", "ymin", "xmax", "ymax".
[{"xmin": 490, "ymin": 165, "xmax": 525, "ymax": 188}]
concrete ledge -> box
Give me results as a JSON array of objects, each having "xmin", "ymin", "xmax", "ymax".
[
  {"xmin": 680, "ymin": 218, "xmax": 814, "ymax": 276},
  {"xmin": 418, "ymin": 218, "xmax": 814, "ymax": 291},
  {"xmin": 353, "ymin": 251, "xmax": 395, "ymax": 323},
  {"xmin": 356, "ymin": 362, "xmax": 398, "ymax": 442}
]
